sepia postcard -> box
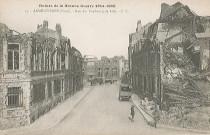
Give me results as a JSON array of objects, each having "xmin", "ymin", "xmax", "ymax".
[{"xmin": 0, "ymin": 0, "xmax": 210, "ymax": 135}]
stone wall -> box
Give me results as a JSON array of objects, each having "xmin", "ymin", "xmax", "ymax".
[
  {"xmin": 0, "ymin": 32, "xmax": 32, "ymax": 129},
  {"xmin": 0, "ymin": 81, "xmax": 30, "ymax": 129}
]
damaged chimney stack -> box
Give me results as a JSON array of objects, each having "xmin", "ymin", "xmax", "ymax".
[
  {"xmin": 161, "ymin": 3, "xmax": 169, "ymax": 14},
  {"xmin": 56, "ymin": 23, "xmax": 62, "ymax": 36},
  {"xmin": 136, "ymin": 20, "xmax": 142, "ymax": 32},
  {"xmin": 43, "ymin": 20, "xmax": 48, "ymax": 29}
]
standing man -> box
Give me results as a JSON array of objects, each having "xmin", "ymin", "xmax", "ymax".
[
  {"xmin": 131, "ymin": 105, "xmax": 135, "ymax": 122},
  {"xmin": 153, "ymin": 104, "xmax": 159, "ymax": 128}
]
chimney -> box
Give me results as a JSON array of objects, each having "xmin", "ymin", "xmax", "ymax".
[
  {"xmin": 161, "ymin": 3, "xmax": 169, "ymax": 14},
  {"xmin": 136, "ymin": 20, "xmax": 142, "ymax": 32},
  {"xmin": 56, "ymin": 23, "xmax": 62, "ymax": 35},
  {"xmin": 37, "ymin": 24, "xmax": 40, "ymax": 30},
  {"xmin": 43, "ymin": 20, "xmax": 48, "ymax": 29},
  {"xmin": 68, "ymin": 38, "xmax": 71, "ymax": 47},
  {"xmin": 9, "ymin": 30, "xmax": 13, "ymax": 36}
]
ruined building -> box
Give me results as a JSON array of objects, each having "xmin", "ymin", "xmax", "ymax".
[
  {"xmin": 94, "ymin": 56, "xmax": 128, "ymax": 82},
  {"xmin": 83, "ymin": 55, "xmax": 128, "ymax": 82},
  {"xmin": 0, "ymin": 21, "xmax": 84, "ymax": 129},
  {"xmin": 83, "ymin": 55, "xmax": 98, "ymax": 81},
  {"xmin": 129, "ymin": 2, "xmax": 210, "ymax": 110},
  {"xmin": 128, "ymin": 20, "xmax": 155, "ymax": 99}
]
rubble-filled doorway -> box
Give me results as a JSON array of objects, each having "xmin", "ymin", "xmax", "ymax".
[{"xmin": 192, "ymin": 52, "xmax": 200, "ymax": 69}]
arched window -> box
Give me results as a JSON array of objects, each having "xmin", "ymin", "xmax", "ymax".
[
  {"xmin": 98, "ymin": 68, "xmax": 103, "ymax": 77},
  {"xmin": 105, "ymin": 67, "xmax": 109, "ymax": 77}
]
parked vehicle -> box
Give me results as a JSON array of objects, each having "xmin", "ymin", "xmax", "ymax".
[
  {"xmin": 105, "ymin": 79, "xmax": 112, "ymax": 84},
  {"xmin": 119, "ymin": 84, "xmax": 132, "ymax": 101},
  {"xmin": 97, "ymin": 78, "xmax": 103, "ymax": 85},
  {"xmin": 112, "ymin": 80, "xmax": 118, "ymax": 83},
  {"xmin": 90, "ymin": 78, "xmax": 103, "ymax": 85}
]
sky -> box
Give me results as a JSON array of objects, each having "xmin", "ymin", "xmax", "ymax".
[{"xmin": 0, "ymin": 0, "xmax": 210, "ymax": 59}]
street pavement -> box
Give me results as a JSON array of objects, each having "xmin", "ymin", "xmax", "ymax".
[{"xmin": 22, "ymin": 83, "xmax": 195, "ymax": 135}]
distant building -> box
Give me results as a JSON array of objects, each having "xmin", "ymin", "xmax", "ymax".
[
  {"xmin": 0, "ymin": 21, "xmax": 83, "ymax": 129},
  {"xmin": 83, "ymin": 55, "xmax": 128, "ymax": 82},
  {"xmin": 83, "ymin": 55, "xmax": 98, "ymax": 81},
  {"xmin": 95, "ymin": 56, "xmax": 128, "ymax": 82}
]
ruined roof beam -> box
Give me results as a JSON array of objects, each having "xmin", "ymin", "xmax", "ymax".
[{"xmin": 165, "ymin": 31, "xmax": 183, "ymax": 42}]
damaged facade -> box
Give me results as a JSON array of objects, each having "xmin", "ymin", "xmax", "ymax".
[
  {"xmin": 83, "ymin": 55, "xmax": 98, "ymax": 81},
  {"xmin": 129, "ymin": 2, "xmax": 210, "ymax": 112},
  {"xmin": 83, "ymin": 55, "xmax": 128, "ymax": 82},
  {"xmin": 94, "ymin": 56, "xmax": 128, "ymax": 82},
  {"xmin": 0, "ymin": 21, "xmax": 83, "ymax": 129}
]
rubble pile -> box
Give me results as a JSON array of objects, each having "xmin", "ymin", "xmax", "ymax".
[
  {"xmin": 159, "ymin": 39, "xmax": 210, "ymax": 130},
  {"xmin": 128, "ymin": 1, "xmax": 210, "ymax": 131},
  {"xmin": 141, "ymin": 97, "xmax": 156, "ymax": 114},
  {"xmin": 159, "ymin": 106, "xmax": 210, "ymax": 130},
  {"xmin": 148, "ymin": 2, "xmax": 210, "ymax": 130}
]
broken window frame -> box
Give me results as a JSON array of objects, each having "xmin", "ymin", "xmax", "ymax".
[
  {"xmin": 112, "ymin": 67, "xmax": 118, "ymax": 77},
  {"xmin": 54, "ymin": 80, "xmax": 61, "ymax": 95},
  {"xmin": 46, "ymin": 49, "xmax": 49, "ymax": 71},
  {"xmin": 61, "ymin": 53, "xmax": 65, "ymax": 70},
  {"xmin": 7, "ymin": 43, "xmax": 20, "ymax": 70},
  {"xmin": 57, "ymin": 52, "xmax": 61, "ymax": 70},
  {"xmin": 143, "ymin": 76, "xmax": 147, "ymax": 93},
  {"xmin": 104, "ymin": 68, "xmax": 109, "ymax": 77},
  {"xmin": 7, "ymin": 87, "xmax": 23, "ymax": 108},
  {"xmin": 33, "ymin": 83, "xmax": 45, "ymax": 103},
  {"xmin": 47, "ymin": 81, "xmax": 52, "ymax": 98},
  {"xmin": 98, "ymin": 68, "xmax": 103, "ymax": 77}
]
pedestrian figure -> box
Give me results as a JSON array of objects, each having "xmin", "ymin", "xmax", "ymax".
[
  {"xmin": 153, "ymin": 104, "xmax": 159, "ymax": 128},
  {"xmin": 130, "ymin": 105, "xmax": 135, "ymax": 122}
]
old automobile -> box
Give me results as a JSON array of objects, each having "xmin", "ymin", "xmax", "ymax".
[
  {"xmin": 105, "ymin": 79, "xmax": 112, "ymax": 84},
  {"xmin": 90, "ymin": 78, "xmax": 103, "ymax": 85},
  {"xmin": 118, "ymin": 84, "xmax": 132, "ymax": 101}
]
